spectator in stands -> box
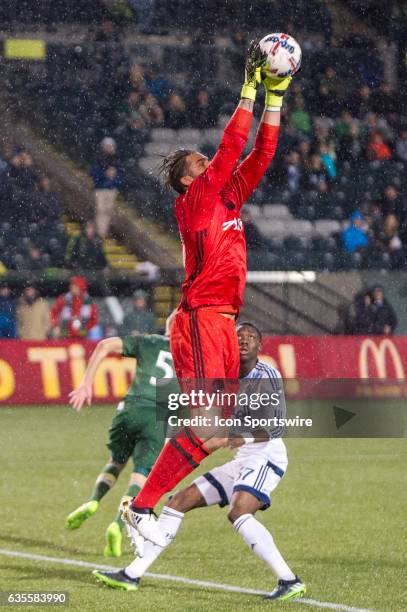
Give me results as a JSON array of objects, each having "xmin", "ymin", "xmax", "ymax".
[
  {"xmin": 314, "ymin": 123, "xmax": 336, "ymax": 154},
  {"xmin": 367, "ymin": 132, "xmax": 392, "ymax": 161},
  {"xmin": 128, "ymin": 63, "xmax": 146, "ymax": 92},
  {"xmin": 0, "ymin": 155, "xmax": 7, "ymax": 176},
  {"xmin": 365, "ymin": 112, "xmax": 393, "ymax": 141},
  {"xmin": 372, "ymin": 82, "xmax": 397, "ymax": 118},
  {"xmin": 0, "ymin": 281, "xmax": 16, "ymax": 338},
  {"xmin": 51, "ymin": 276, "xmax": 98, "ymax": 339},
  {"xmin": 337, "ymin": 121, "xmax": 363, "ymax": 163},
  {"xmin": 367, "ymin": 285, "xmax": 398, "ymax": 335},
  {"xmin": 128, "ymin": 0, "xmax": 156, "ymax": 33},
  {"xmin": 297, "ymin": 139, "xmax": 311, "ymax": 166},
  {"xmin": 285, "ymin": 150, "xmax": 301, "ymax": 194},
  {"xmin": 144, "ymin": 63, "xmax": 170, "ymax": 103},
  {"xmin": 116, "ymin": 90, "xmax": 142, "ymax": 124},
  {"xmin": 164, "ymin": 92, "xmax": 187, "ymax": 130},
  {"xmin": 90, "ymin": 137, "xmax": 123, "ymax": 238},
  {"xmin": 310, "ymin": 66, "xmax": 342, "ymax": 118},
  {"xmin": 319, "ymin": 144, "xmax": 337, "ymax": 181},
  {"xmin": 345, "ymin": 289, "xmax": 373, "ymax": 335},
  {"xmin": 313, "ymin": 180, "xmax": 332, "ymax": 215},
  {"xmin": 4, "ymin": 150, "xmax": 36, "ymax": 226},
  {"xmin": 121, "ymin": 289, "xmax": 155, "ymax": 335},
  {"xmin": 312, "ymin": 82, "xmax": 339, "ymax": 118},
  {"xmin": 341, "ymin": 211, "xmax": 369, "ymax": 253},
  {"xmin": 291, "ymin": 96, "xmax": 312, "ymax": 135},
  {"xmin": 65, "ymin": 220, "xmax": 108, "ymax": 271},
  {"xmin": 7, "ymin": 149, "xmax": 37, "ymax": 192},
  {"xmin": 335, "ymin": 109, "xmax": 354, "ymax": 139},
  {"xmin": 32, "ymin": 176, "xmax": 62, "ymax": 224},
  {"xmin": 380, "ymin": 213, "xmax": 403, "ymax": 251},
  {"xmin": 241, "ymin": 208, "xmax": 266, "ymax": 251},
  {"xmin": 381, "ymin": 185, "xmax": 403, "ymax": 217},
  {"xmin": 301, "ymin": 154, "xmax": 329, "ymax": 191},
  {"xmin": 349, "ymin": 85, "xmax": 372, "ymax": 119},
  {"xmin": 365, "ymin": 200, "xmax": 383, "ymax": 238},
  {"xmin": 26, "ymin": 245, "xmax": 46, "ymax": 270},
  {"xmin": 139, "ymin": 93, "xmax": 164, "ymax": 127},
  {"xmin": 349, "ymin": 285, "xmax": 398, "ymax": 335},
  {"xmin": 395, "ymin": 128, "xmax": 407, "ymax": 164},
  {"xmin": 320, "ymin": 66, "xmax": 341, "ymax": 99},
  {"xmin": 229, "ymin": 31, "xmax": 247, "ymax": 74},
  {"xmin": 16, "ymin": 283, "xmax": 50, "ymax": 340},
  {"xmin": 188, "ymin": 88, "xmax": 218, "ymax": 129},
  {"xmin": 114, "ymin": 112, "xmax": 149, "ymax": 158}
]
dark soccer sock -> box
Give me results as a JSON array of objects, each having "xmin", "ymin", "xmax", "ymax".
[
  {"xmin": 131, "ymin": 429, "xmax": 209, "ymax": 511},
  {"xmin": 90, "ymin": 463, "xmax": 120, "ymax": 502},
  {"xmin": 115, "ymin": 483, "xmax": 141, "ymax": 529}
]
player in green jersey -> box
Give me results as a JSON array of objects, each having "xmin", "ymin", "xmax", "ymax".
[{"xmin": 66, "ymin": 314, "xmax": 176, "ymax": 557}]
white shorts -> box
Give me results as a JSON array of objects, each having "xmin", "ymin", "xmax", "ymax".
[{"xmin": 194, "ymin": 441, "xmax": 288, "ymax": 510}]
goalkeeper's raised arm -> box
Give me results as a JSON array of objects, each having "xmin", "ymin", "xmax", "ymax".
[
  {"xmin": 221, "ymin": 66, "xmax": 293, "ymax": 208},
  {"xmin": 159, "ymin": 41, "xmax": 265, "ymax": 198}
]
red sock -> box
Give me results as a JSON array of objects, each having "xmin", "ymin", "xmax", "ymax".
[{"xmin": 131, "ymin": 428, "xmax": 209, "ymax": 510}]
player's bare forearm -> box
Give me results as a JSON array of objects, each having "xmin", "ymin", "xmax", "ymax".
[
  {"xmin": 238, "ymin": 98, "xmax": 254, "ymax": 113},
  {"xmin": 69, "ymin": 337, "xmax": 123, "ymax": 411},
  {"xmin": 83, "ymin": 337, "xmax": 123, "ymax": 384},
  {"xmin": 260, "ymin": 107, "xmax": 281, "ymax": 127}
]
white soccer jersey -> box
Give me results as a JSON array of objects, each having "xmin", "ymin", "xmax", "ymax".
[
  {"xmin": 194, "ymin": 361, "xmax": 288, "ymax": 510},
  {"xmin": 235, "ymin": 360, "xmax": 287, "ymax": 460}
]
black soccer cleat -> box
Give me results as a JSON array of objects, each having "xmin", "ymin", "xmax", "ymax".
[
  {"xmin": 92, "ymin": 569, "xmax": 140, "ymax": 591},
  {"xmin": 265, "ymin": 576, "xmax": 306, "ymax": 601}
]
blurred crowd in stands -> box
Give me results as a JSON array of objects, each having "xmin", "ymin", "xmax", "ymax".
[
  {"xmin": 0, "ymin": 277, "xmax": 157, "ymax": 339},
  {"xmin": 2, "ymin": 0, "xmax": 407, "ymax": 273},
  {"xmin": 0, "ymin": 148, "xmax": 111, "ymax": 272},
  {"xmin": 344, "ymin": 284, "xmax": 398, "ymax": 335},
  {"xmin": 94, "ymin": 53, "xmax": 406, "ymax": 269},
  {"xmin": 0, "ymin": 148, "xmax": 67, "ymax": 271}
]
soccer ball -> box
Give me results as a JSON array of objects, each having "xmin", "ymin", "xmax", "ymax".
[{"xmin": 259, "ymin": 33, "xmax": 302, "ymax": 79}]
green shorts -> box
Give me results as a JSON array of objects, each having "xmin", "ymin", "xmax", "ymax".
[{"xmin": 107, "ymin": 400, "xmax": 165, "ymax": 475}]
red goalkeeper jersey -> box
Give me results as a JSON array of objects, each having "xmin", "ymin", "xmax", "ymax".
[{"xmin": 175, "ymin": 107, "xmax": 279, "ymax": 311}]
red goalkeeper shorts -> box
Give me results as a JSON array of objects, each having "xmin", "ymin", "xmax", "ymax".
[{"xmin": 170, "ymin": 306, "xmax": 239, "ymax": 388}]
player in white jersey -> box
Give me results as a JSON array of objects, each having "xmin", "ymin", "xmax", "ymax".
[{"xmin": 93, "ymin": 322, "xmax": 306, "ymax": 602}]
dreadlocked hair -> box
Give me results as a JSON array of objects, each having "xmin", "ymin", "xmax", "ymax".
[{"xmin": 159, "ymin": 149, "xmax": 193, "ymax": 194}]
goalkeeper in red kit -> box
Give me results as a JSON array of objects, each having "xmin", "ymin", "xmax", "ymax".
[{"xmin": 123, "ymin": 42, "xmax": 293, "ymax": 547}]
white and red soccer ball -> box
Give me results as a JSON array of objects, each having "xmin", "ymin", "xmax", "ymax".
[{"xmin": 259, "ymin": 33, "xmax": 302, "ymax": 79}]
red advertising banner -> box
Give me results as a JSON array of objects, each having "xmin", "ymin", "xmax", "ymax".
[
  {"xmin": 0, "ymin": 341, "xmax": 135, "ymax": 405},
  {"xmin": 0, "ymin": 337, "xmax": 406, "ymax": 405}
]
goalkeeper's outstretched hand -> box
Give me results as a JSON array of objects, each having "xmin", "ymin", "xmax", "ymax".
[
  {"xmin": 263, "ymin": 74, "xmax": 293, "ymax": 108},
  {"xmin": 241, "ymin": 40, "xmax": 267, "ymax": 101}
]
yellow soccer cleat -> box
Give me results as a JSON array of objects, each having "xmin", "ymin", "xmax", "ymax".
[
  {"xmin": 104, "ymin": 521, "xmax": 122, "ymax": 558},
  {"xmin": 65, "ymin": 500, "xmax": 99, "ymax": 530}
]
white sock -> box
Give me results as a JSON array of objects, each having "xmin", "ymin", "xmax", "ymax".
[
  {"xmin": 125, "ymin": 506, "xmax": 184, "ymax": 579},
  {"xmin": 233, "ymin": 514, "xmax": 295, "ymax": 581}
]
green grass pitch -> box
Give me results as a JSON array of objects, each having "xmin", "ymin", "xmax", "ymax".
[{"xmin": 0, "ymin": 405, "xmax": 406, "ymax": 612}]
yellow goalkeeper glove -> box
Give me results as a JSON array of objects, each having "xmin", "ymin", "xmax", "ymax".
[
  {"xmin": 263, "ymin": 74, "xmax": 293, "ymax": 108},
  {"xmin": 241, "ymin": 40, "xmax": 266, "ymax": 101}
]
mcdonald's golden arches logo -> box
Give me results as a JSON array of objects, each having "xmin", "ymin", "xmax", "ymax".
[{"xmin": 359, "ymin": 339, "xmax": 405, "ymax": 379}]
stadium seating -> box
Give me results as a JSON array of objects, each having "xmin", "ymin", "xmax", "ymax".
[{"xmin": 4, "ymin": 22, "xmax": 406, "ymax": 272}]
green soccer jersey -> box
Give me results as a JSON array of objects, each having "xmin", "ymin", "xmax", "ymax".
[{"xmin": 121, "ymin": 334, "xmax": 176, "ymax": 408}]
